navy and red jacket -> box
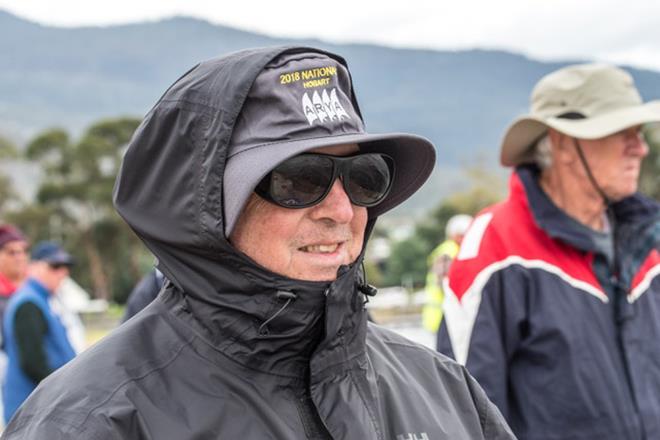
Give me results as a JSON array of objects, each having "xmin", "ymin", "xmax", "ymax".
[{"xmin": 437, "ymin": 165, "xmax": 660, "ymax": 440}]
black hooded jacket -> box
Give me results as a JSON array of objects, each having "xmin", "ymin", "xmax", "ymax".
[{"xmin": 2, "ymin": 47, "xmax": 514, "ymax": 439}]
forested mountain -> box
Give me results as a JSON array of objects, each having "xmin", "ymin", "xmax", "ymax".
[{"xmin": 2, "ymin": 10, "xmax": 660, "ymax": 210}]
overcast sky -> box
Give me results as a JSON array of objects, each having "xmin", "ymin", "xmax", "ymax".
[{"xmin": 2, "ymin": 0, "xmax": 660, "ymax": 71}]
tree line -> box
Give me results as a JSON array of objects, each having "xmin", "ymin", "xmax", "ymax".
[
  {"xmin": 1, "ymin": 118, "xmax": 145, "ymax": 303},
  {"xmin": 1, "ymin": 118, "xmax": 658, "ymax": 301}
]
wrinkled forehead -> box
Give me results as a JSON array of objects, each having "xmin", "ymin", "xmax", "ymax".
[{"xmin": 0, "ymin": 240, "xmax": 28, "ymax": 252}]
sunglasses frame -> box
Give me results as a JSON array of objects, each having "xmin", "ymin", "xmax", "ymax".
[
  {"xmin": 255, "ymin": 152, "xmax": 395, "ymax": 209},
  {"xmin": 48, "ymin": 263, "xmax": 71, "ymax": 271}
]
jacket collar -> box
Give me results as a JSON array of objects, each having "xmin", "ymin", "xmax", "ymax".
[
  {"xmin": 515, "ymin": 165, "xmax": 658, "ymax": 254},
  {"xmin": 161, "ymin": 256, "xmax": 368, "ymax": 378},
  {"xmin": 514, "ymin": 165, "xmax": 611, "ymax": 254},
  {"xmin": 610, "ymin": 191, "xmax": 660, "ymax": 226},
  {"xmin": 25, "ymin": 277, "xmax": 51, "ymax": 299},
  {"xmin": 156, "ymin": 221, "xmax": 374, "ymax": 379}
]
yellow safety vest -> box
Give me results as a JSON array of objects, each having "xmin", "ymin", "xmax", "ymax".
[{"xmin": 422, "ymin": 239, "xmax": 459, "ymax": 333}]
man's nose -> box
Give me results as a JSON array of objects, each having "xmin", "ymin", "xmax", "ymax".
[
  {"xmin": 310, "ymin": 179, "xmax": 355, "ymax": 223},
  {"xmin": 626, "ymin": 129, "xmax": 650, "ymax": 157}
]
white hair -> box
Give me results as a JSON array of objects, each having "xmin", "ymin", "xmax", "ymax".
[
  {"xmin": 445, "ymin": 214, "xmax": 473, "ymax": 239},
  {"xmin": 532, "ymin": 134, "xmax": 553, "ymax": 169}
]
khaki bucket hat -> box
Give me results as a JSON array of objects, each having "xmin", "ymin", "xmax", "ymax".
[{"xmin": 500, "ymin": 63, "xmax": 660, "ymax": 166}]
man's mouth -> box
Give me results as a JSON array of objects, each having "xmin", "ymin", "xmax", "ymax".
[{"xmin": 300, "ymin": 243, "xmax": 341, "ymax": 253}]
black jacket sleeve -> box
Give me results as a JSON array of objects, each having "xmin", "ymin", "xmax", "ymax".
[{"xmin": 14, "ymin": 302, "xmax": 52, "ymax": 383}]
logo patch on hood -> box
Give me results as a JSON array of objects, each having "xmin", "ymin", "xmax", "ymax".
[{"xmin": 302, "ymin": 88, "xmax": 351, "ymax": 125}]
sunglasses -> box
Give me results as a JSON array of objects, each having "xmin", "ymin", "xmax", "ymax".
[
  {"xmin": 255, "ymin": 152, "xmax": 395, "ymax": 209},
  {"xmin": 48, "ymin": 263, "xmax": 70, "ymax": 271},
  {"xmin": 0, "ymin": 248, "xmax": 28, "ymax": 257}
]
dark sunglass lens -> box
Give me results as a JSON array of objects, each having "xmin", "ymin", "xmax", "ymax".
[
  {"xmin": 346, "ymin": 154, "xmax": 392, "ymax": 206},
  {"xmin": 268, "ymin": 155, "xmax": 334, "ymax": 207}
]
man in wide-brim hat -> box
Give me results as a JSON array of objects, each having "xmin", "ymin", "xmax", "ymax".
[{"xmin": 438, "ymin": 63, "xmax": 660, "ymax": 439}]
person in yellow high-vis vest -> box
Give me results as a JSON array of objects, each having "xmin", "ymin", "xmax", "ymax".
[{"xmin": 422, "ymin": 214, "xmax": 472, "ymax": 333}]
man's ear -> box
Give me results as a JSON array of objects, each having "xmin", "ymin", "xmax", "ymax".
[{"xmin": 547, "ymin": 128, "xmax": 575, "ymax": 165}]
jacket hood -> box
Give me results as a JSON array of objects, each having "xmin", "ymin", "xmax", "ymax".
[
  {"xmin": 114, "ymin": 47, "xmax": 358, "ymax": 292},
  {"xmin": 113, "ymin": 46, "xmax": 377, "ymax": 374}
]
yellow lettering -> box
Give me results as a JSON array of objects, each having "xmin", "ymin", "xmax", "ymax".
[
  {"xmin": 303, "ymin": 78, "xmax": 331, "ymax": 88},
  {"xmin": 282, "ymin": 66, "xmax": 337, "ymax": 85}
]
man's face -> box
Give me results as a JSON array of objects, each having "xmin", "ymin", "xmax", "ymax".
[
  {"xmin": 577, "ymin": 126, "xmax": 649, "ymax": 201},
  {"xmin": 230, "ymin": 143, "xmax": 369, "ymax": 282},
  {"xmin": 30, "ymin": 261, "xmax": 70, "ymax": 293},
  {"xmin": 0, "ymin": 240, "xmax": 29, "ymax": 283},
  {"xmin": 48, "ymin": 264, "xmax": 70, "ymax": 292}
]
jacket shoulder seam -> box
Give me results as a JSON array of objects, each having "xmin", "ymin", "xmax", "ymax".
[{"xmin": 75, "ymin": 338, "xmax": 189, "ymax": 429}]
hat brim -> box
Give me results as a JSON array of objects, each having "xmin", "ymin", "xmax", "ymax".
[
  {"xmin": 500, "ymin": 100, "xmax": 660, "ymax": 167},
  {"xmin": 224, "ymin": 132, "xmax": 436, "ymax": 236},
  {"xmin": 44, "ymin": 254, "xmax": 75, "ymax": 266}
]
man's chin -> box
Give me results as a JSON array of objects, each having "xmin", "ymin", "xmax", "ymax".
[
  {"xmin": 290, "ymin": 272, "xmax": 338, "ymax": 282},
  {"xmin": 608, "ymin": 187, "xmax": 638, "ymax": 202},
  {"xmin": 288, "ymin": 263, "xmax": 349, "ymax": 282}
]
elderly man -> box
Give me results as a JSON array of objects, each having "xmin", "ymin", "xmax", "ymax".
[
  {"xmin": 2, "ymin": 241, "xmax": 76, "ymax": 423},
  {"xmin": 438, "ymin": 63, "xmax": 660, "ymax": 439},
  {"xmin": 1, "ymin": 47, "xmax": 514, "ymax": 439}
]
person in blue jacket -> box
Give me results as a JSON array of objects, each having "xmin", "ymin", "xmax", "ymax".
[
  {"xmin": 437, "ymin": 63, "xmax": 660, "ymax": 439},
  {"xmin": 2, "ymin": 241, "xmax": 76, "ymax": 423}
]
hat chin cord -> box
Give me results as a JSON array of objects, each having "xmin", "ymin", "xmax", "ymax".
[
  {"xmin": 572, "ymin": 138, "xmax": 623, "ymax": 288},
  {"xmin": 571, "ymin": 138, "xmax": 612, "ymax": 207}
]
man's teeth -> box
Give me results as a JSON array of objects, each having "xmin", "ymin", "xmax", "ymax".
[{"xmin": 302, "ymin": 244, "xmax": 339, "ymax": 253}]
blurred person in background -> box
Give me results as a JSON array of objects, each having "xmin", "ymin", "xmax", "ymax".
[
  {"xmin": 438, "ymin": 63, "xmax": 660, "ymax": 439},
  {"xmin": 0, "ymin": 225, "xmax": 29, "ymax": 429},
  {"xmin": 121, "ymin": 267, "xmax": 165, "ymax": 323},
  {"xmin": 422, "ymin": 214, "xmax": 472, "ymax": 334},
  {"xmin": 0, "ymin": 225, "xmax": 28, "ymax": 322},
  {"xmin": 2, "ymin": 46, "xmax": 514, "ymax": 439},
  {"xmin": 2, "ymin": 241, "xmax": 76, "ymax": 423}
]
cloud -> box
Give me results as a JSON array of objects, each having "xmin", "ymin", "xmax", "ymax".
[{"xmin": 2, "ymin": 0, "xmax": 660, "ymax": 70}]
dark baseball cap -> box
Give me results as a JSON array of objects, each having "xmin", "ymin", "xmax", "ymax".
[
  {"xmin": 31, "ymin": 241, "xmax": 75, "ymax": 266},
  {"xmin": 223, "ymin": 50, "xmax": 436, "ymax": 236},
  {"xmin": 0, "ymin": 224, "xmax": 27, "ymax": 249}
]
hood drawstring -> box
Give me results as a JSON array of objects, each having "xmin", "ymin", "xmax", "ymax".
[
  {"xmin": 257, "ymin": 275, "xmax": 375, "ymax": 335},
  {"xmin": 358, "ymin": 283, "xmax": 378, "ymax": 298},
  {"xmin": 258, "ymin": 291, "xmax": 297, "ymax": 336},
  {"xmin": 357, "ymin": 262, "xmax": 378, "ymax": 305}
]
